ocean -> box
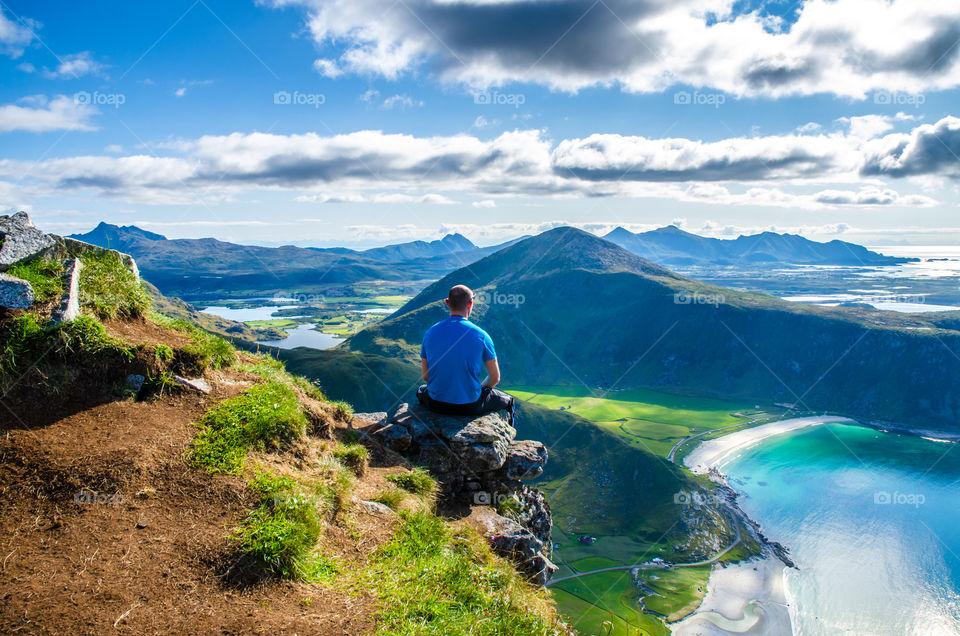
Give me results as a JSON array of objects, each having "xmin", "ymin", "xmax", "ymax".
[{"xmin": 717, "ymin": 423, "xmax": 960, "ymax": 634}]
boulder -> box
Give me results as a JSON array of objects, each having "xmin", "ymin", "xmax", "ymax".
[
  {"xmin": 51, "ymin": 258, "xmax": 82, "ymax": 323},
  {"xmin": 477, "ymin": 509, "xmax": 558, "ymax": 586},
  {"xmin": 49, "ymin": 235, "xmax": 139, "ymax": 281},
  {"xmin": 356, "ymin": 500, "xmax": 396, "ymax": 517},
  {"xmin": 371, "ymin": 402, "xmax": 554, "ymax": 583},
  {"xmin": 125, "ymin": 374, "xmax": 146, "ymax": 394},
  {"xmin": 501, "ymin": 440, "xmax": 549, "ymax": 481},
  {"xmin": 0, "ymin": 212, "xmax": 55, "ymax": 270},
  {"xmin": 0, "ymin": 273, "xmax": 35, "ymax": 309}
]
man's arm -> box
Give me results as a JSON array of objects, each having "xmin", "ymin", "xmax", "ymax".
[
  {"xmin": 482, "ymin": 357, "xmax": 500, "ymax": 389},
  {"xmin": 421, "ymin": 357, "xmax": 429, "ymax": 382}
]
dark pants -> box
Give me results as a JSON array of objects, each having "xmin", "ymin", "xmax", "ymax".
[{"xmin": 417, "ymin": 385, "xmax": 515, "ymax": 424}]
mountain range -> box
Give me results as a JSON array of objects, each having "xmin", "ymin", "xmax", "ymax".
[
  {"xmin": 341, "ymin": 227, "xmax": 960, "ymax": 433},
  {"xmin": 603, "ymin": 225, "xmax": 915, "ymax": 267},
  {"xmin": 69, "ymin": 223, "xmax": 519, "ymax": 298}
]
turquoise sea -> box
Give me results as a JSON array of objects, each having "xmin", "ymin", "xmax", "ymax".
[{"xmin": 718, "ymin": 423, "xmax": 960, "ymax": 635}]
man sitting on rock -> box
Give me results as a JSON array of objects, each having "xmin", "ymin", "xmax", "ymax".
[{"xmin": 417, "ymin": 284, "xmax": 515, "ymax": 424}]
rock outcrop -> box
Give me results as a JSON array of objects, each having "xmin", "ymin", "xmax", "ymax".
[
  {"xmin": 0, "ymin": 211, "xmax": 139, "ymax": 313},
  {"xmin": 0, "ymin": 211, "xmax": 55, "ymax": 269},
  {"xmin": 0, "ymin": 273, "xmax": 34, "ymax": 309},
  {"xmin": 367, "ymin": 402, "xmax": 556, "ymax": 584}
]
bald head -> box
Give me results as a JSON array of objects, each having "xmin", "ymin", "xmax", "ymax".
[{"xmin": 446, "ymin": 284, "xmax": 473, "ymax": 315}]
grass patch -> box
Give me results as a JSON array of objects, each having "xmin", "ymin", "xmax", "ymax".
[
  {"xmin": 231, "ymin": 471, "xmax": 339, "ymax": 581},
  {"xmin": 373, "ymin": 487, "xmax": 409, "ymax": 511},
  {"xmin": 150, "ymin": 312, "xmax": 235, "ymax": 372},
  {"xmin": 189, "ymin": 381, "xmax": 307, "ymax": 473},
  {"xmin": 361, "ymin": 511, "xmax": 562, "ymax": 635},
  {"xmin": 6, "ymin": 257, "xmax": 64, "ymax": 303},
  {"xmin": 386, "ymin": 467, "xmax": 436, "ymax": 497},
  {"xmin": 0, "ymin": 313, "xmax": 134, "ymax": 389},
  {"xmin": 80, "ymin": 250, "xmax": 151, "ymax": 319},
  {"xmin": 332, "ymin": 443, "xmax": 368, "ymax": 476}
]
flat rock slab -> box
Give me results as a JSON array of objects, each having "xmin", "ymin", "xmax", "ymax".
[
  {"xmin": 0, "ymin": 212, "xmax": 55, "ymax": 269},
  {"xmin": 353, "ymin": 412, "xmax": 388, "ymax": 428},
  {"xmin": 0, "ymin": 273, "xmax": 35, "ymax": 309},
  {"xmin": 172, "ymin": 375, "xmax": 211, "ymax": 394},
  {"xmin": 51, "ymin": 258, "xmax": 82, "ymax": 323}
]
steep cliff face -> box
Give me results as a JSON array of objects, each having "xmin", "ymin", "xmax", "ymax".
[{"xmin": 365, "ymin": 404, "xmax": 557, "ymax": 585}]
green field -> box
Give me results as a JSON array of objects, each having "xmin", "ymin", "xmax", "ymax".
[
  {"xmin": 507, "ymin": 385, "xmax": 785, "ymax": 457},
  {"xmin": 502, "ymin": 385, "xmax": 782, "ymax": 634}
]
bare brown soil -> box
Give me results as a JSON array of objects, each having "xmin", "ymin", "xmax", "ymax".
[{"xmin": 0, "ymin": 323, "xmax": 410, "ymax": 635}]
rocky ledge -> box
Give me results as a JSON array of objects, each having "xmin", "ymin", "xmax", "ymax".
[{"xmin": 364, "ymin": 403, "xmax": 557, "ymax": 585}]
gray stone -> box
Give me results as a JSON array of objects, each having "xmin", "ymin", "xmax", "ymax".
[
  {"xmin": 125, "ymin": 374, "xmax": 146, "ymax": 393},
  {"xmin": 352, "ymin": 411, "xmax": 388, "ymax": 428},
  {"xmin": 371, "ymin": 423, "xmax": 412, "ymax": 452},
  {"xmin": 0, "ymin": 273, "xmax": 35, "ymax": 309},
  {"xmin": 172, "ymin": 375, "xmax": 211, "ymax": 394},
  {"xmin": 357, "ymin": 500, "xmax": 396, "ymax": 517},
  {"xmin": 51, "ymin": 258, "xmax": 82, "ymax": 323},
  {"xmin": 0, "ymin": 212, "xmax": 55, "ymax": 269},
  {"xmin": 478, "ymin": 510, "xmax": 558, "ymax": 586},
  {"xmin": 501, "ymin": 440, "xmax": 549, "ymax": 480}
]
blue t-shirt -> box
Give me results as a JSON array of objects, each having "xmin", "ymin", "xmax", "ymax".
[{"xmin": 421, "ymin": 316, "xmax": 496, "ymax": 404}]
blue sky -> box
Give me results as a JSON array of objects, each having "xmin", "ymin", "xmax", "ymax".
[{"xmin": 0, "ymin": 0, "xmax": 958, "ymax": 247}]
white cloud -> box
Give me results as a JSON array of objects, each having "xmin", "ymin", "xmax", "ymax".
[
  {"xmin": 1, "ymin": 118, "xmax": 955, "ymax": 208},
  {"xmin": 313, "ymin": 58, "xmax": 343, "ymax": 78},
  {"xmin": 0, "ymin": 95, "xmax": 98, "ymax": 133},
  {"xmin": 269, "ymin": 0, "xmax": 960, "ymax": 98},
  {"xmin": 175, "ymin": 87, "xmax": 187, "ymax": 98},
  {"xmin": 472, "ymin": 199, "xmax": 496, "ymax": 208},
  {"xmin": 43, "ymin": 52, "xmax": 106, "ymax": 79},
  {"xmin": 0, "ymin": 7, "xmax": 36, "ymax": 58}
]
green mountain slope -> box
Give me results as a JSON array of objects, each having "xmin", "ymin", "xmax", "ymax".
[{"xmin": 344, "ymin": 227, "xmax": 960, "ymax": 433}]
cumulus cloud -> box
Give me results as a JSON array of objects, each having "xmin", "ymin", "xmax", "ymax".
[
  {"xmin": 861, "ymin": 116, "xmax": 960, "ymax": 179},
  {"xmin": 0, "ymin": 7, "xmax": 36, "ymax": 58},
  {"xmin": 43, "ymin": 51, "xmax": 106, "ymax": 79},
  {"xmin": 268, "ymin": 0, "xmax": 960, "ymax": 98},
  {"xmin": 1, "ymin": 117, "xmax": 954, "ymax": 207},
  {"xmin": 0, "ymin": 95, "xmax": 98, "ymax": 133}
]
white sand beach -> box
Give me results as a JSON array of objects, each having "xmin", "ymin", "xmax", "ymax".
[
  {"xmin": 671, "ymin": 557, "xmax": 791, "ymax": 635},
  {"xmin": 684, "ymin": 416, "xmax": 857, "ymax": 475}
]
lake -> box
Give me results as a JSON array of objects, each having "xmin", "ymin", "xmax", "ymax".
[{"xmin": 711, "ymin": 423, "xmax": 960, "ymax": 634}]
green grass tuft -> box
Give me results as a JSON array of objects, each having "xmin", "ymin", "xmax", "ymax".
[
  {"xmin": 188, "ymin": 381, "xmax": 308, "ymax": 473},
  {"xmin": 332, "ymin": 443, "xmax": 368, "ymax": 476},
  {"xmin": 373, "ymin": 486, "xmax": 409, "ymax": 511},
  {"xmin": 231, "ymin": 471, "xmax": 339, "ymax": 580},
  {"xmin": 363, "ymin": 512, "xmax": 562, "ymax": 635},
  {"xmin": 150, "ymin": 312, "xmax": 236, "ymax": 372},
  {"xmin": 6, "ymin": 258, "xmax": 64, "ymax": 303},
  {"xmin": 386, "ymin": 467, "xmax": 437, "ymax": 497},
  {"xmin": 79, "ymin": 250, "xmax": 151, "ymax": 319}
]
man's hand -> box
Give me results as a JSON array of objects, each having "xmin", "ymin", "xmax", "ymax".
[
  {"xmin": 482, "ymin": 357, "xmax": 501, "ymax": 389},
  {"xmin": 421, "ymin": 357, "xmax": 429, "ymax": 382}
]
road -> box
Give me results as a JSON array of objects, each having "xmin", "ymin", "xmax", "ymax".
[
  {"xmin": 546, "ymin": 517, "xmax": 742, "ymax": 586},
  {"xmin": 665, "ymin": 416, "xmax": 767, "ymax": 464}
]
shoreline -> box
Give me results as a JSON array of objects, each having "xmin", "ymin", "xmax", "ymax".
[
  {"xmin": 683, "ymin": 415, "xmax": 857, "ymax": 475},
  {"xmin": 674, "ymin": 416, "xmax": 856, "ymax": 635}
]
